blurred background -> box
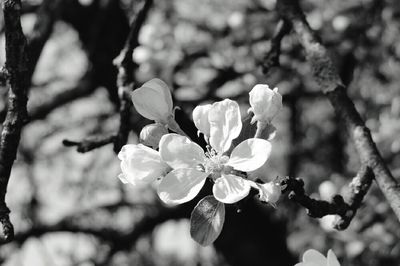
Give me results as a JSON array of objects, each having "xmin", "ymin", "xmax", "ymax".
[{"xmin": 0, "ymin": 0, "xmax": 400, "ymax": 265}]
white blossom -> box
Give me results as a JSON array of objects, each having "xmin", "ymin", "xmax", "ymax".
[{"xmin": 157, "ymin": 99, "xmax": 272, "ymax": 205}]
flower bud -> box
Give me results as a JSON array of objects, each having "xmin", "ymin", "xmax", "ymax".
[
  {"xmin": 248, "ymin": 84, "xmax": 282, "ymax": 124},
  {"xmin": 131, "ymin": 78, "xmax": 173, "ymax": 124},
  {"xmin": 258, "ymin": 182, "xmax": 281, "ymax": 205},
  {"xmin": 140, "ymin": 123, "xmax": 168, "ymax": 149}
]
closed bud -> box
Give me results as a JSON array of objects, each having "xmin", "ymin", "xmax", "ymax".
[
  {"xmin": 258, "ymin": 182, "xmax": 281, "ymax": 205},
  {"xmin": 140, "ymin": 123, "xmax": 168, "ymax": 149},
  {"xmin": 131, "ymin": 78, "xmax": 174, "ymax": 124},
  {"xmin": 248, "ymin": 84, "xmax": 282, "ymax": 124}
]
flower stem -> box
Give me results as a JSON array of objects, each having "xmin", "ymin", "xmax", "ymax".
[{"xmin": 254, "ymin": 121, "xmax": 266, "ymax": 138}]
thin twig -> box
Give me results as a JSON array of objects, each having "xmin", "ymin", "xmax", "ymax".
[{"xmin": 63, "ymin": 135, "xmax": 117, "ymax": 153}]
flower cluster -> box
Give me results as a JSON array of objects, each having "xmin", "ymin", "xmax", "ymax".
[{"xmin": 118, "ymin": 78, "xmax": 283, "ymax": 206}]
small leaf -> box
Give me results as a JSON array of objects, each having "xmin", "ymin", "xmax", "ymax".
[{"xmin": 190, "ymin": 195, "xmax": 225, "ymax": 246}]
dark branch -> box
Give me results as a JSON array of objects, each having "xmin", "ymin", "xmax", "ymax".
[
  {"xmin": 335, "ymin": 166, "xmax": 374, "ymax": 229},
  {"xmin": 63, "ymin": 134, "xmax": 116, "ymax": 153},
  {"xmin": 113, "ymin": 0, "xmax": 153, "ymax": 153},
  {"xmin": 261, "ymin": 19, "xmax": 291, "ymax": 75},
  {"xmin": 281, "ymin": 177, "xmax": 350, "ymax": 219},
  {"xmin": 276, "ymin": 0, "xmax": 400, "ymax": 224},
  {"xmin": 0, "ymin": 67, "xmax": 9, "ymax": 86},
  {"xmin": 27, "ymin": 0, "xmax": 63, "ymax": 81},
  {"xmin": 0, "ymin": 0, "xmax": 30, "ymax": 243},
  {"xmin": 282, "ymin": 167, "xmax": 374, "ymax": 230},
  {"xmin": 27, "ymin": 71, "xmax": 98, "ymax": 122}
]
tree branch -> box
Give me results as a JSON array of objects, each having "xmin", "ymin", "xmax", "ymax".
[
  {"xmin": 27, "ymin": 71, "xmax": 98, "ymax": 122},
  {"xmin": 63, "ymin": 134, "xmax": 116, "ymax": 153},
  {"xmin": 281, "ymin": 176, "xmax": 350, "ymax": 219},
  {"xmin": 282, "ymin": 166, "xmax": 374, "ymax": 230},
  {"xmin": 260, "ymin": 19, "xmax": 291, "ymax": 75},
  {"xmin": 113, "ymin": 0, "xmax": 153, "ymax": 153},
  {"xmin": 276, "ymin": 0, "xmax": 400, "ymax": 223},
  {"xmin": 0, "ymin": 0, "xmax": 30, "ymax": 243}
]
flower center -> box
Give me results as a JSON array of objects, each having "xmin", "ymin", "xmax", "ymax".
[{"xmin": 204, "ymin": 146, "xmax": 230, "ymax": 180}]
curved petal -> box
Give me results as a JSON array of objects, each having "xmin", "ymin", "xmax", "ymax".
[
  {"xmin": 159, "ymin": 133, "xmax": 206, "ymax": 169},
  {"xmin": 327, "ymin": 250, "xmax": 340, "ymax": 266},
  {"xmin": 157, "ymin": 168, "xmax": 208, "ymax": 205},
  {"xmin": 118, "ymin": 144, "xmax": 169, "ymax": 185},
  {"xmin": 212, "ymin": 174, "xmax": 250, "ymax": 204},
  {"xmin": 140, "ymin": 123, "xmax": 168, "ymax": 149},
  {"xmin": 131, "ymin": 79, "xmax": 173, "ymax": 123},
  {"xmin": 193, "ymin": 104, "xmax": 212, "ymax": 136},
  {"xmin": 302, "ymin": 249, "xmax": 327, "ymax": 266},
  {"xmin": 208, "ymin": 99, "xmax": 242, "ymax": 153},
  {"xmin": 227, "ymin": 138, "xmax": 272, "ymax": 172}
]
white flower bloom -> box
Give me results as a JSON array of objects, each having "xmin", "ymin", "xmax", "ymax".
[
  {"xmin": 118, "ymin": 144, "xmax": 170, "ymax": 186},
  {"xmin": 157, "ymin": 99, "xmax": 272, "ymax": 205},
  {"xmin": 258, "ymin": 182, "xmax": 281, "ymax": 205},
  {"xmin": 131, "ymin": 78, "xmax": 174, "ymax": 124},
  {"xmin": 248, "ymin": 84, "xmax": 282, "ymax": 124},
  {"xmin": 140, "ymin": 123, "xmax": 168, "ymax": 149},
  {"xmin": 295, "ymin": 249, "xmax": 340, "ymax": 266}
]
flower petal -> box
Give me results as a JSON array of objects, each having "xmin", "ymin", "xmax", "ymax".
[
  {"xmin": 159, "ymin": 133, "xmax": 206, "ymax": 169},
  {"xmin": 140, "ymin": 123, "xmax": 168, "ymax": 149},
  {"xmin": 302, "ymin": 249, "xmax": 327, "ymax": 265},
  {"xmin": 327, "ymin": 250, "xmax": 340, "ymax": 266},
  {"xmin": 157, "ymin": 168, "xmax": 208, "ymax": 205},
  {"xmin": 118, "ymin": 144, "xmax": 169, "ymax": 185},
  {"xmin": 131, "ymin": 78, "xmax": 173, "ymax": 123},
  {"xmin": 208, "ymin": 99, "xmax": 242, "ymax": 153},
  {"xmin": 193, "ymin": 104, "xmax": 212, "ymax": 136},
  {"xmin": 212, "ymin": 174, "xmax": 250, "ymax": 204},
  {"xmin": 227, "ymin": 138, "xmax": 271, "ymax": 172}
]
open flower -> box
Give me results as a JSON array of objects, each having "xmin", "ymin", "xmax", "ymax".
[
  {"xmin": 131, "ymin": 78, "xmax": 174, "ymax": 125},
  {"xmin": 156, "ymin": 99, "xmax": 272, "ymax": 205},
  {"xmin": 248, "ymin": 84, "xmax": 282, "ymax": 125},
  {"xmin": 296, "ymin": 249, "xmax": 340, "ymax": 266},
  {"xmin": 118, "ymin": 144, "xmax": 170, "ymax": 186}
]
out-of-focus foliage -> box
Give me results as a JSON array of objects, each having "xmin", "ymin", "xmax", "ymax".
[{"xmin": 0, "ymin": 0, "xmax": 399, "ymax": 265}]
